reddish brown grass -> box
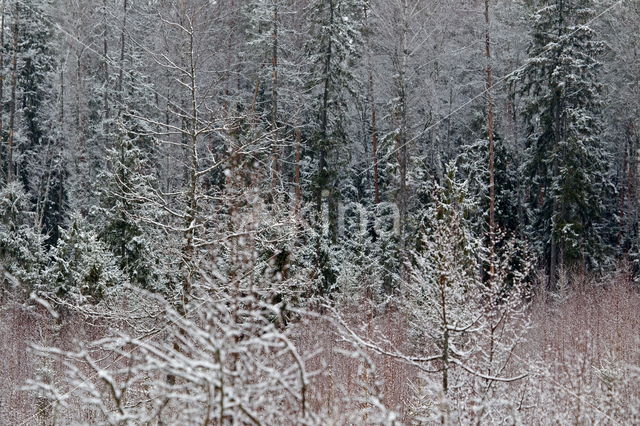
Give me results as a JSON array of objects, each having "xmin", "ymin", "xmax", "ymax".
[{"xmin": 1, "ymin": 277, "xmax": 639, "ymax": 423}]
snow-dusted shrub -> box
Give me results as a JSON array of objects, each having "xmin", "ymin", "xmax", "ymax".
[
  {"xmin": 0, "ymin": 181, "xmax": 49, "ymax": 295},
  {"xmin": 45, "ymin": 217, "xmax": 124, "ymax": 304}
]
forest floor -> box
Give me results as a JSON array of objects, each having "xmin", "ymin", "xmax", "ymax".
[{"xmin": 1, "ymin": 276, "xmax": 639, "ymax": 424}]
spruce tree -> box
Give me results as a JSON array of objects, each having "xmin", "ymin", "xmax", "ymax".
[
  {"xmin": 11, "ymin": 0, "xmax": 66, "ymax": 246},
  {"xmin": 243, "ymin": 0, "xmax": 310, "ymax": 208},
  {"xmin": 96, "ymin": 112, "xmax": 165, "ymax": 293},
  {"xmin": 304, "ymin": 0, "xmax": 367, "ymax": 295},
  {"xmin": 306, "ymin": 0, "xmax": 367, "ymax": 239},
  {"xmin": 520, "ymin": 0, "xmax": 611, "ymax": 289},
  {"xmin": 0, "ymin": 181, "xmax": 47, "ymax": 295},
  {"xmin": 407, "ymin": 163, "xmax": 484, "ymax": 393},
  {"xmin": 46, "ymin": 216, "xmax": 123, "ymax": 304}
]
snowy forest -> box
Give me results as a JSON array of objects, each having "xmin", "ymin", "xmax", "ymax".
[{"xmin": 1, "ymin": 0, "xmax": 640, "ymax": 423}]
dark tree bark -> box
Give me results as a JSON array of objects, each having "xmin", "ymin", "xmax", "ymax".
[{"xmin": 7, "ymin": 4, "xmax": 18, "ymax": 182}]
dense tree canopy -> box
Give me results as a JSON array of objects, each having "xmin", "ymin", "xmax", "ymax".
[{"xmin": 1, "ymin": 0, "xmax": 640, "ymax": 423}]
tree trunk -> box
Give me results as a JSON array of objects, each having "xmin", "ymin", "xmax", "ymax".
[
  {"xmin": 439, "ymin": 273, "xmax": 449, "ymax": 394},
  {"xmin": 294, "ymin": 126, "xmax": 302, "ymax": 215},
  {"xmin": 7, "ymin": 5, "xmax": 18, "ymax": 182},
  {"xmin": 103, "ymin": 0, "xmax": 109, "ymax": 121},
  {"xmin": 364, "ymin": 5, "xmax": 379, "ymax": 205},
  {"xmin": 548, "ymin": 207, "xmax": 558, "ymax": 291},
  {"xmin": 549, "ymin": 113, "xmax": 561, "ymax": 292},
  {"xmin": 0, "ymin": 1, "xmax": 5, "ymax": 180},
  {"xmin": 395, "ymin": 0, "xmax": 410, "ymax": 250},
  {"xmin": 117, "ymin": 0, "xmax": 128, "ymax": 106},
  {"xmin": 271, "ymin": 1, "xmax": 280, "ymax": 188},
  {"xmin": 183, "ymin": 24, "xmax": 199, "ymax": 315},
  {"xmin": 369, "ymin": 71, "xmax": 380, "ymax": 205},
  {"xmin": 319, "ymin": 0, "xmax": 336, "ymax": 242},
  {"xmin": 485, "ymin": 0, "xmax": 496, "ymax": 281},
  {"xmin": 548, "ymin": 0, "xmax": 565, "ymax": 291}
]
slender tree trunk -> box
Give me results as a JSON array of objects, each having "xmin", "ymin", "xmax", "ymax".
[
  {"xmin": 223, "ymin": 2, "xmax": 234, "ymax": 115},
  {"xmin": 270, "ymin": 1, "xmax": 280, "ymax": 188},
  {"xmin": 620, "ymin": 128, "xmax": 630, "ymax": 244},
  {"xmin": 439, "ymin": 273, "xmax": 449, "ymax": 394},
  {"xmin": 60, "ymin": 68, "xmax": 64, "ymax": 125},
  {"xmin": 631, "ymin": 124, "xmax": 639, "ymax": 258},
  {"xmin": 117, "ymin": 0, "xmax": 128, "ymax": 106},
  {"xmin": 395, "ymin": 0, "xmax": 410, "ymax": 250},
  {"xmin": 369, "ymin": 70, "xmax": 380, "ymax": 205},
  {"xmin": 319, "ymin": 0, "xmax": 334, "ymax": 189},
  {"xmin": 364, "ymin": 1, "xmax": 379, "ymax": 205},
  {"xmin": 485, "ymin": 0, "xmax": 496, "ymax": 280},
  {"xmin": 0, "ymin": 1, "xmax": 5, "ymax": 180},
  {"xmin": 549, "ymin": 216, "xmax": 558, "ymax": 290},
  {"xmin": 294, "ymin": 126, "xmax": 302, "ymax": 215},
  {"xmin": 250, "ymin": 77, "xmax": 260, "ymax": 114},
  {"xmin": 319, "ymin": 0, "xmax": 336, "ymax": 242},
  {"xmin": 116, "ymin": 0, "xmax": 128, "ymax": 190},
  {"xmin": 549, "ymin": 112, "xmax": 561, "ymax": 292},
  {"xmin": 7, "ymin": 5, "xmax": 18, "ymax": 183},
  {"xmin": 103, "ymin": 0, "xmax": 109, "ymax": 121},
  {"xmin": 183, "ymin": 24, "xmax": 198, "ymax": 315},
  {"xmin": 76, "ymin": 53, "xmax": 85, "ymax": 163}
]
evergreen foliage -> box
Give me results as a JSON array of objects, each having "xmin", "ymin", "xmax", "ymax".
[
  {"xmin": 407, "ymin": 163, "xmax": 484, "ymax": 392},
  {"xmin": 520, "ymin": 0, "xmax": 612, "ymax": 284},
  {"xmin": 12, "ymin": 0, "xmax": 67, "ymax": 246},
  {"xmin": 46, "ymin": 217, "xmax": 123, "ymax": 304},
  {"xmin": 1, "ymin": 0, "xmax": 640, "ymax": 423},
  {"xmin": 306, "ymin": 0, "xmax": 368, "ymax": 221},
  {"xmin": 0, "ymin": 181, "xmax": 47, "ymax": 294}
]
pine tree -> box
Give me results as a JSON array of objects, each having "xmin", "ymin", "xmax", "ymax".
[
  {"xmin": 0, "ymin": 181, "xmax": 47, "ymax": 295},
  {"xmin": 456, "ymin": 136, "xmax": 523, "ymax": 237},
  {"xmin": 602, "ymin": 1, "xmax": 640, "ymax": 281},
  {"xmin": 11, "ymin": 0, "xmax": 66, "ymax": 246},
  {"xmin": 302, "ymin": 0, "xmax": 368, "ymax": 295},
  {"xmin": 96, "ymin": 111, "xmax": 165, "ymax": 293},
  {"xmin": 520, "ymin": 0, "xmax": 611, "ymax": 289},
  {"xmin": 243, "ymin": 0, "xmax": 309, "ymax": 197},
  {"xmin": 406, "ymin": 163, "xmax": 529, "ymax": 404},
  {"xmin": 306, "ymin": 0, "xmax": 367, "ymax": 240},
  {"xmin": 407, "ymin": 163, "xmax": 484, "ymax": 393},
  {"xmin": 46, "ymin": 216, "xmax": 123, "ymax": 304}
]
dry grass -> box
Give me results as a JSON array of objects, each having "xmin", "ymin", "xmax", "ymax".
[
  {"xmin": 0, "ymin": 302, "xmax": 110, "ymax": 425},
  {"xmin": 0, "ymin": 303, "xmax": 41, "ymax": 425},
  {"xmin": 520, "ymin": 274, "xmax": 640, "ymax": 423},
  {"xmin": 1, "ymin": 276, "xmax": 639, "ymax": 424},
  {"xmin": 296, "ymin": 277, "xmax": 640, "ymax": 423},
  {"xmin": 294, "ymin": 305, "xmax": 418, "ymax": 420}
]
